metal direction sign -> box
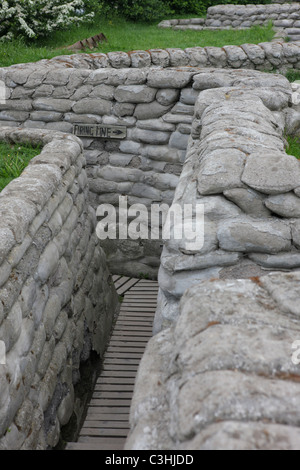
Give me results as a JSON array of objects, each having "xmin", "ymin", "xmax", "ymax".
[{"xmin": 73, "ymin": 123, "xmax": 127, "ymax": 139}]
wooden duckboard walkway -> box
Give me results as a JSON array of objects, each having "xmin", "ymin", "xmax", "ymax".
[{"xmin": 66, "ymin": 276, "xmax": 158, "ymax": 450}]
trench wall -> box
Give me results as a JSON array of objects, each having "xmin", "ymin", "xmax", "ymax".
[
  {"xmin": 1, "ymin": 40, "xmax": 300, "ymax": 450},
  {"xmin": 159, "ymin": 3, "xmax": 300, "ymax": 42},
  {"xmin": 153, "ymin": 68, "xmax": 300, "ymax": 332},
  {"xmin": 124, "ymin": 66, "xmax": 300, "ymax": 453},
  {"xmin": 0, "ymin": 127, "xmax": 119, "ymax": 449},
  {"xmin": 1, "ymin": 46, "xmax": 300, "ymax": 276},
  {"xmin": 126, "ymin": 270, "xmax": 300, "ymax": 450}
]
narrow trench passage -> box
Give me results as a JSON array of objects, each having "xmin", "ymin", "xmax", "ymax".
[{"xmin": 66, "ymin": 276, "xmax": 159, "ymax": 450}]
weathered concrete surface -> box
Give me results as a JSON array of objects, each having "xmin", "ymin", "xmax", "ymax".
[{"xmin": 126, "ymin": 271, "xmax": 300, "ymax": 450}]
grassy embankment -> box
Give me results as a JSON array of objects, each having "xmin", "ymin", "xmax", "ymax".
[
  {"xmin": 0, "ymin": 143, "xmax": 40, "ymax": 191},
  {"xmin": 0, "ymin": 16, "xmax": 275, "ymax": 67},
  {"xmin": 0, "ymin": 16, "xmax": 297, "ymax": 187}
]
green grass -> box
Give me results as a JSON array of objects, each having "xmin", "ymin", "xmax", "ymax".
[
  {"xmin": 0, "ymin": 142, "xmax": 41, "ymax": 191},
  {"xmin": 286, "ymin": 135, "xmax": 300, "ymax": 160},
  {"xmin": 0, "ymin": 16, "xmax": 275, "ymax": 67},
  {"xmin": 286, "ymin": 70, "xmax": 300, "ymax": 83}
]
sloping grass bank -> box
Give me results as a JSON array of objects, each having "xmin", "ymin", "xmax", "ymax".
[
  {"xmin": 0, "ymin": 16, "xmax": 275, "ymax": 67},
  {"xmin": 0, "ymin": 142, "xmax": 41, "ymax": 191}
]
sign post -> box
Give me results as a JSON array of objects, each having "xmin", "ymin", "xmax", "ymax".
[{"xmin": 73, "ymin": 124, "xmax": 127, "ymax": 139}]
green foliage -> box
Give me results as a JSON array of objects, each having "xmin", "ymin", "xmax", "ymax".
[
  {"xmin": 0, "ymin": 0, "xmax": 94, "ymax": 41},
  {"xmin": 96, "ymin": 0, "xmax": 273, "ymax": 23},
  {"xmin": 0, "ymin": 0, "xmax": 275, "ymax": 34},
  {"xmin": 168, "ymin": 0, "xmax": 204, "ymax": 15},
  {"xmin": 83, "ymin": 0, "xmax": 103, "ymax": 14},
  {"xmin": 286, "ymin": 136, "xmax": 300, "ymax": 160},
  {"xmin": 286, "ymin": 70, "xmax": 300, "ymax": 83},
  {"xmin": 98, "ymin": 0, "xmax": 171, "ymax": 22},
  {"xmin": 0, "ymin": 142, "xmax": 40, "ymax": 191}
]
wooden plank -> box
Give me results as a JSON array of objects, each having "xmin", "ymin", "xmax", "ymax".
[
  {"xmin": 89, "ymin": 399, "xmax": 132, "ymax": 407},
  {"xmin": 116, "ymin": 320, "xmax": 154, "ymax": 324},
  {"xmin": 120, "ymin": 304, "xmax": 156, "ymax": 309},
  {"xmin": 114, "ymin": 276, "xmax": 130, "ymax": 289},
  {"xmin": 104, "ymin": 352, "xmax": 143, "ymax": 359},
  {"xmin": 104, "ymin": 348, "xmax": 145, "ymax": 354},
  {"xmin": 102, "ymin": 363, "xmax": 143, "ymax": 368},
  {"xmin": 118, "ymin": 315, "xmax": 155, "ymax": 320},
  {"xmin": 125, "ymin": 294, "xmax": 158, "ymax": 297},
  {"xmin": 127, "ymin": 290, "xmax": 158, "ymax": 294},
  {"xmin": 109, "ymin": 340, "xmax": 148, "ymax": 347},
  {"xmin": 114, "ymin": 320, "xmax": 153, "ymax": 325},
  {"xmin": 113, "ymin": 324, "xmax": 153, "ymax": 329},
  {"xmin": 116, "ymin": 320, "xmax": 153, "ymax": 325},
  {"xmin": 117, "ymin": 317, "xmax": 154, "ymax": 322},
  {"xmin": 118, "ymin": 311, "xmax": 155, "ymax": 317},
  {"xmin": 124, "ymin": 294, "xmax": 158, "ymax": 299},
  {"xmin": 111, "ymin": 333, "xmax": 151, "ymax": 338},
  {"xmin": 108, "ymin": 339, "xmax": 149, "ymax": 345},
  {"xmin": 124, "ymin": 291, "xmax": 158, "ymax": 300},
  {"xmin": 128, "ymin": 290, "xmax": 158, "ymax": 294},
  {"xmin": 133, "ymin": 286, "xmax": 158, "ymax": 290},
  {"xmin": 94, "ymin": 384, "xmax": 134, "ymax": 391},
  {"xmin": 103, "ymin": 357, "xmax": 141, "ymax": 364},
  {"xmin": 113, "ymin": 275, "xmax": 122, "ymax": 282},
  {"xmin": 110, "ymin": 332, "xmax": 152, "ymax": 339},
  {"xmin": 92, "ymin": 390, "xmax": 133, "ymax": 398},
  {"xmin": 128, "ymin": 290, "xmax": 158, "ymax": 295},
  {"xmin": 107, "ymin": 340, "xmax": 147, "ymax": 347},
  {"xmin": 106, "ymin": 348, "xmax": 146, "ymax": 355},
  {"xmin": 66, "ymin": 441, "xmax": 124, "ymax": 450},
  {"xmin": 117, "ymin": 278, "xmax": 140, "ymax": 296},
  {"xmin": 102, "ymin": 365, "xmax": 139, "ymax": 372},
  {"xmin": 121, "ymin": 301, "xmax": 157, "ymax": 306},
  {"xmin": 83, "ymin": 420, "xmax": 129, "ymax": 429},
  {"xmin": 96, "ymin": 377, "xmax": 136, "ymax": 384},
  {"xmin": 94, "ymin": 389, "xmax": 134, "ymax": 396},
  {"xmin": 86, "ymin": 413, "xmax": 130, "ymax": 421},
  {"xmin": 116, "ymin": 316, "xmax": 153, "ymax": 322},
  {"xmin": 110, "ymin": 336, "xmax": 150, "ymax": 343},
  {"xmin": 135, "ymin": 280, "xmax": 158, "ymax": 284},
  {"xmin": 112, "ymin": 329, "xmax": 153, "ymax": 342},
  {"xmin": 120, "ymin": 306, "xmax": 156, "ymax": 312},
  {"xmin": 80, "ymin": 428, "xmax": 129, "ymax": 437},
  {"xmin": 113, "ymin": 324, "xmax": 152, "ymax": 329},
  {"xmin": 87, "ymin": 406, "xmax": 130, "ymax": 414},
  {"xmin": 102, "ymin": 361, "xmax": 140, "ymax": 368},
  {"xmin": 100, "ymin": 361, "xmax": 141, "ymax": 369},
  {"xmin": 113, "ymin": 325, "xmax": 153, "ymax": 332},
  {"xmin": 107, "ymin": 339, "xmax": 148, "ymax": 346},
  {"xmin": 78, "ymin": 436, "xmax": 126, "ymax": 448},
  {"xmin": 114, "ymin": 322, "xmax": 153, "ymax": 328},
  {"xmin": 120, "ymin": 307, "xmax": 156, "ymax": 313},
  {"xmin": 121, "ymin": 301, "xmax": 156, "ymax": 307},
  {"xmin": 99, "ymin": 370, "xmax": 137, "ymax": 377},
  {"xmin": 92, "ymin": 387, "xmax": 133, "ymax": 399},
  {"xmin": 129, "ymin": 285, "xmax": 158, "ymax": 289}
]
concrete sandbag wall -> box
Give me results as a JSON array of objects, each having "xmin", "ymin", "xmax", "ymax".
[{"xmin": 0, "ymin": 127, "xmax": 119, "ymax": 449}]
